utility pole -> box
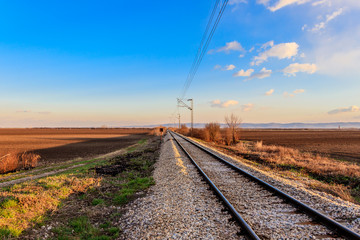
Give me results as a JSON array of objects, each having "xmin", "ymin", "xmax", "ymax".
[
  {"xmin": 177, "ymin": 114, "xmax": 181, "ymax": 129},
  {"xmin": 177, "ymin": 98, "xmax": 194, "ymax": 136}
]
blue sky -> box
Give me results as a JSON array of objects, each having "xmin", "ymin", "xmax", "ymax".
[{"xmin": 1, "ymin": 0, "xmax": 359, "ymax": 127}]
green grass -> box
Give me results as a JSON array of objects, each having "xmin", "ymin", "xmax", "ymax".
[
  {"xmin": 127, "ymin": 138, "xmax": 147, "ymax": 153},
  {"xmin": 91, "ymin": 198, "xmax": 105, "ymax": 206},
  {"xmin": 114, "ymin": 177, "xmax": 155, "ymax": 205},
  {"xmin": 52, "ymin": 216, "xmax": 119, "ymax": 240},
  {"xmin": 0, "ymin": 136, "xmax": 159, "ymax": 239}
]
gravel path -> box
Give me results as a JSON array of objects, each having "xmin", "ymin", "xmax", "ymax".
[{"xmin": 119, "ymin": 133, "xmax": 243, "ymax": 239}]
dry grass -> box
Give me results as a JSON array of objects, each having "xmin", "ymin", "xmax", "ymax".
[
  {"xmin": 252, "ymin": 141, "xmax": 360, "ymax": 179},
  {"xmin": 0, "ymin": 151, "xmax": 40, "ymax": 174},
  {"xmin": 0, "ymin": 175, "xmax": 99, "ymax": 237},
  {"xmin": 227, "ymin": 141, "xmax": 360, "ymax": 202},
  {"xmin": 308, "ymin": 181, "xmax": 353, "ymax": 202}
]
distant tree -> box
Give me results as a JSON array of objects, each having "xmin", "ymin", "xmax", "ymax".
[{"xmin": 224, "ymin": 113, "xmax": 242, "ymax": 144}]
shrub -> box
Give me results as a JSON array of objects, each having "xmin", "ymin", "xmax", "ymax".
[
  {"xmin": 192, "ymin": 128, "xmax": 205, "ymax": 139},
  {"xmin": 178, "ymin": 124, "xmax": 190, "ymax": 135},
  {"xmin": 204, "ymin": 123, "xmax": 221, "ymax": 143},
  {"xmin": 224, "ymin": 128, "xmax": 233, "ymax": 145},
  {"xmin": 0, "ymin": 151, "xmax": 40, "ymax": 174}
]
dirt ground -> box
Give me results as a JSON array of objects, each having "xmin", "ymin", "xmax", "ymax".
[
  {"xmin": 0, "ymin": 128, "xmax": 152, "ymax": 165},
  {"xmin": 239, "ymin": 129, "xmax": 360, "ymax": 163}
]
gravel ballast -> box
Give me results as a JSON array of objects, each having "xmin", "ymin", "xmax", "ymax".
[
  {"xmin": 119, "ymin": 133, "xmax": 242, "ymax": 239},
  {"xmin": 120, "ymin": 132, "xmax": 360, "ymax": 239}
]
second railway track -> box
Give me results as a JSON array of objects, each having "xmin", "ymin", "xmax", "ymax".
[{"xmin": 169, "ymin": 131, "xmax": 360, "ymax": 240}]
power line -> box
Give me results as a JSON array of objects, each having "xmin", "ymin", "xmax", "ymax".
[
  {"xmin": 180, "ymin": 0, "xmax": 229, "ymax": 99},
  {"xmin": 183, "ymin": 0, "xmax": 220, "ymax": 97}
]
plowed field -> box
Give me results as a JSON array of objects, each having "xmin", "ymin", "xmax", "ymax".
[
  {"xmin": 240, "ymin": 129, "xmax": 360, "ymax": 163},
  {"xmin": 0, "ymin": 128, "xmax": 151, "ymax": 165}
]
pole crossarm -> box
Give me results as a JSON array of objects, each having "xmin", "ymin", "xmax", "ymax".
[{"xmin": 177, "ymin": 98, "xmax": 193, "ymax": 110}]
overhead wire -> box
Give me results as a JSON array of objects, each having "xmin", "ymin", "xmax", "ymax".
[
  {"xmin": 180, "ymin": 0, "xmax": 229, "ymax": 99},
  {"xmin": 182, "ymin": 0, "xmax": 220, "ymax": 98}
]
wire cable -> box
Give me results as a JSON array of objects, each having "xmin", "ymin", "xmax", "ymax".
[
  {"xmin": 183, "ymin": 0, "xmax": 220, "ymax": 97},
  {"xmin": 180, "ymin": 0, "xmax": 229, "ymax": 99}
]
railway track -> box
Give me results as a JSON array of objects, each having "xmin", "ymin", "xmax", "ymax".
[{"xmin": 169, "ymin": 131, "xmax": 360, "ymax": 240}]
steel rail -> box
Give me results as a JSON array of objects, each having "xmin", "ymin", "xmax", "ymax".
[
  {"xmin": 171, "ymin": 131, "xmax": 360, "ymax": 240},
  {"xmin": 169, "ymin": 131, "xmax": 260, "ymax": 240}
]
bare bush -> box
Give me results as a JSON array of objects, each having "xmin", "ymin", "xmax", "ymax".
[
  {"xmin": 192, "ymin": 128, "xmax": 205, "ymax": 139},
  {"xmin": 224, "ymin": 128, "xmax": 232, "ymax": 145},
  {"xmin": 0, "ymin": 151, "xmax": 40, "ymax": 174},
  {"xmin": 178, "ymin": 124, "xmax": 190, "ymax": 135},
  {"xmin": 224, "ymin": 114, "xmax": 242, "ymax": 145},
  {"xmin": 204, "ymin": 122, "xmax": 221, "ymax": 143}
]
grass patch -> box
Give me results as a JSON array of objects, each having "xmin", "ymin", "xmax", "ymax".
[
  {"xmin": 91, "ymin": 198, "xmax": 105, "ymax": 206},
  {"xmin": 0, "ymin": 174, "xmax": 99, "ymax": 238},
  {"xmin": 52, "ymin": 216, "xmax": 119, "ymax": 240},
  {"xmin": 113, "ymin": 177, "xmax": 155, "ymax": 205},
  {"xmin": 1, "ymin": 136, "xmax": 160, "ymax": 239},
  {"xmin": 127, "ymin": 138, "xmax": 148, "ymax": 153}
]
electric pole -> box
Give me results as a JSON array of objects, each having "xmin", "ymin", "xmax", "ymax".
[
  {"xmin": 177, "ymin": 113, "xmax": 180, "ymax": 129},
  {"xmin": 177, "ymin": 98, "xmax": 194, "ymax": 136}
]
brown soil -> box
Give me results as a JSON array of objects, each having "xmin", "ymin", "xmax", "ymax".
[
  {"xmin": 239, "ymin": 129, "xmax": 360, "ymax": 163},
  {"xmin": 0, "ymin": 128, "xmax": 152, "ymax": 165}
]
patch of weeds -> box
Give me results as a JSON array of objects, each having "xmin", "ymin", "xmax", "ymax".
[
  {"xmin": 0, "ymin": 227, "xmax": 21, "ymax": 238},
  {"xmin": 78, "ymin": 193, "xmax": 87, "ymax": 200},
  {"xmin": 0, "ymin": 229, "xmax": 12, "ymax": 238},
  {"xmin": 52, "ymin": 216, "xmax": 120, "ymax": 240},
  {"xmin": 127, "ymin": 138, "xmax": 148, "ymax": 153},
  {"xmin": 0, "ymin": 197, "xmax": 19, "ymax": 208},
  {"xmin": 114, "ymin": 177, "xmax": 155, "ymax": 205},
  {"xmin": 92, "ymin": 198, "xmax": 105, "ymax": 206},
  {"xmin": 0, "ymin": 175, "xmax": 98, "ymax": 237}
]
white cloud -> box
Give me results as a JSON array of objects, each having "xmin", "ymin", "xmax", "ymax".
[
  {"xmin": 249, "ymin": 46, "xmax": 255, "ymax": 52},
  {"xmin": 258, "ymin": 0, "xmax": 360, "ymax": 11},
  {"xmin": 242, "ymin": 103, "xmax": 254, "ymax": 112},
  {"xmin": 229, "ymin": 0, "xmax": 247, "ymax": 5},
  {"xmin": 284, "ymin": 89, "xmax": 305, "ymax": 97},
  {"xmin": 225, "ymin": 64, "xmax": 236, "ymax": 71},
  {"xmin": 293, "ymin": 89, "xmax": 305, "ymax": 94},
  {"xmin": 247, "ymin": 68, "xmax": 272, "ymax": 80},
  {"xmin": 314, "ymin": 31, "xmax": 360, "ymax": 76},
  {"xmin": 283, "ymin": 92, "xmax": 295, "ymax": 97},
  {"xmin": 211, "ymin": 100, "xmax": 239, "ymax": 108},
  {"xmin": 252, "ymin": 42, "xmax": 299, "ymax": 65},
  {"xmin": 328, "ymin": 105, "xmax": 360, "ymax": 115},
  {"xmin": 213, "ymin": 41, "xmax": 245, "ymax": 54},
  {"xmin": 311, "ymin": 8, "xmax": 343, "ymax": 32},
  {"xmin": 214, "ymin": 64, "xmax": 221, "ymax": 70},
  {"xmin": 265, "ymin": 89, "xmax": 274, "ymax": 96},
  {"xmin": 257, "ymin": 0, "xmax": 312, "ymax": 12},
  {"xmin": 282, "ymin": 63, "xmax": 317, "ymax": 76},
  {"xmin": 261, "ymin": 40, "xmax": 274, "ymax": 49},
  {"xmin": 233, "ymin": 69, "xmax": 254, "ymax": 77},
  {"xmin": 312, "ymin": 0, "xmax": 327, "ymax": 6}
]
